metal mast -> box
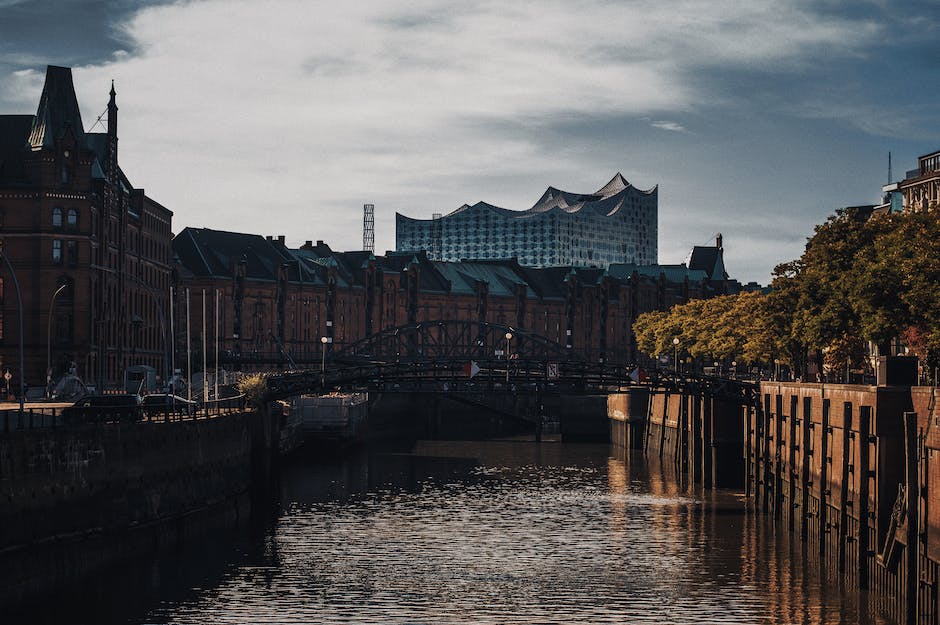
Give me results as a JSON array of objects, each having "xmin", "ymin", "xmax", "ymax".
[{"xmin": 363, "ymin": 204, "xmax": 375, "ymax": 252}]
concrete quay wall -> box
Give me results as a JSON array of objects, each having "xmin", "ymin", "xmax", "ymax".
[
  {"xmin": 0, "ymin": 408, "xmax": 279, "ymax": 605},
  {"xmin": 608, "ymin": 387, "xmax": 745, "ymax": 488}
]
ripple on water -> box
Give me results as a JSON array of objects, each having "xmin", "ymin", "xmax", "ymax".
[{"xmin": 141, "ymin": 442, "xmax": 890, "ymax": 625}]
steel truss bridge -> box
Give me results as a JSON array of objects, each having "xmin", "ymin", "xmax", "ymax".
[{"xmin": 263, "ymin": 320, "xmax": 756, "ymax": 402}]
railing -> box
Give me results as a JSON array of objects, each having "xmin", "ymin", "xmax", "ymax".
[
  {"xmin": 0, "ymin": 394, "xmax": 247, "ymax": 433},
  {"xmin": 265, "ymin": 358, "xmax": 759, "ymax": 402}
]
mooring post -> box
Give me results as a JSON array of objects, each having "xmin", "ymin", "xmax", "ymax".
[
  {"xmin": 858, "ymin": 405, "xmax": 872, "ymax": 591},
  {"xmin": 904, "ymin": 411, "xmax": 920, "ymax": 625}
]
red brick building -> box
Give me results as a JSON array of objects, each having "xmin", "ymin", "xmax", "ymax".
[
  {"xmin": 172, "ymin": 228, "xmax": 724, "ymax": 372},
  {"xmin": 0, "ymin": 66, "xmax": 173, "ymax": 392}
]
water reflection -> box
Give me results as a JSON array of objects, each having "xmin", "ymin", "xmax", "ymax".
[{"xmin": 16, "ymin": 440, "xmax": 891, "ymax": 625}]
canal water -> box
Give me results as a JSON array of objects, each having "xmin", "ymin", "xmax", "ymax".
[{"xmin": 19, "ymin": 439, "xmax": 891, "ymax": 624}]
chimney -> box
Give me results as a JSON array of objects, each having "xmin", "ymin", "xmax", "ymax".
[
  {"xmin": 278, "ymin": 235, "xmax": 285, "ymax": 245},
  {"xmin": 316, "ymin": 240, "xmax": 324, "ymax": 247},
  {"xmin": 265, "ymin": 235, "xmax": 272, "ymax": 241},
  {"xmin": 303, "ymin": 240, "xmax": 313, "ymax": 249},
  {"xmin": 716, "ymin": 233, "xmax": 723, "ymax": 250}
]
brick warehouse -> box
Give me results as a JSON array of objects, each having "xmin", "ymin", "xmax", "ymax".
[
  {"xmin": 0, "ymin": 66, "xmax": 172, "ymax": 391},
  {"xmin": 171, "ymin": 229, "xmax": 738, "ymax": 372}
]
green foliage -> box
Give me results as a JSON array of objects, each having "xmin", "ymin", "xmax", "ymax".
[
  {"xmin": 236, "ymin": 372, "xmax": 269, "ymax": 407},
  {"xmin": 631, "ymin": 209, "xmax": 940, "ymax": 371},
  {"xmin": 633, "ymin": 291, "xmax": 772, "ymax": 365}
]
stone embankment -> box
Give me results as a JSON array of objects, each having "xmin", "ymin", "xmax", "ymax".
[{"xmin": 0, "ymin": 406, "xmax": 281, "ymax": 605}]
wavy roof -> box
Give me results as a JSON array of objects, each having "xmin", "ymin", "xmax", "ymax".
[{"xmin": 399, "ymin": 173, "xmax": 656, "ymax": 223}]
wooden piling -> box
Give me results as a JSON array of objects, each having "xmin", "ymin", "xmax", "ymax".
[
  {"xmin": 838, "ymin": 402, "xmax": 852, "ymax": 575},
  {"xmin": 801, "ymin": 396, "xmax": 812, "ymax": 541},
  {"xmin": 703, "ymin": 395, "xmax": 714, "ymax": 489},
  {"xmin": 788, "ymin": 395, "xmax": 798, "ymax": 531},
  {"xmin": 774, "ymin": 394, "xmax": 784, "ymax": 520},
  {"xmin": 859, "ymin": 405, "xmax": 872, "ymax": 590},
  {"xmin": 904, "ymin": 411, "xmax": 920, "ymax": 625}
]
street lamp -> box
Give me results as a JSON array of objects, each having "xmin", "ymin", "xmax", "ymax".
[
  {"xmin": 46, "ymin": 282, "xmax": 68, "ymax": 397},
  {"xmin": 732, "ymin": 360, "xmax": 737, "ymax": 379},
  {"xmin": 320, "ymin": 336, "xmax": 328, "ymax": 387},
  {"xmin": 505, "ymin": 332, "xmax": 513, "ymax": 383},
  {"xmin": 0, "ymin": 249, "xmax": 24, "ymax": 417},
  {"xmin": 774, "ymin": 358, "xmax": 781, "ymax": 381},
  {"xmin": 673, "ymin": 337, "xmax": 680, "ymax": 372}
]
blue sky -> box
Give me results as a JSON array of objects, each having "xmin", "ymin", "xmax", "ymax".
[{"xmin": 2, "ymin": 0, "xmax": 939, "ymax": 284}]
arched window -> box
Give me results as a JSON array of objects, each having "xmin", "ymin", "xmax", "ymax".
[
  {"xmin": 67, "ymin": 208, "xmax": 78, "ymax": 230},
  {"xmin": 52, "ymin": 240, "xmax": 62, "ymax": 264},
  {"xmin": 52, "ymin": 207, "xmax": 62, "ymax": 228}
]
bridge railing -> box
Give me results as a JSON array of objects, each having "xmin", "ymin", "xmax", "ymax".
[{"xmin": 265, "ymin": 357, "xmax": 759, "ymax": 402}]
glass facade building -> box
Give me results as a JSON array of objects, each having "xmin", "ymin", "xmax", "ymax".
[{"xmin": 396, "ymin": 173, "xmax": 657, "ymax": 268}]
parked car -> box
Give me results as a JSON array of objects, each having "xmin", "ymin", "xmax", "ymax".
[
  {"xmin": 141, "ymin": 393, "xmax": 198, "ymax": 418},
  {"xmin": 61, "ymin": 394, "xmax": 142, "ymax": 424}
]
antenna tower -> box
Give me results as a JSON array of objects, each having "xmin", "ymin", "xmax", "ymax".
[{"xmin": 363, "ymin": 204, "xmax": 375, "ymax": 252}]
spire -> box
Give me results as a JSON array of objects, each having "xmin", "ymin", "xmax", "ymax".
[
  {"xmin": 107, "ymin": 79, "xmax": 118, "ymax": 138},
  {"xmin": 28, "ymin": 66, "xmax": 86, "ymax": 149}
]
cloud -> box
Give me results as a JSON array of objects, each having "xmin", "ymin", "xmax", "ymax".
[
  {"xmin": 651, "ymin": 121, "xmax": 687, "ymax": 133},
  {"xmin": 2, "ymin": 0, "xmax": 907, "ymax": 283}
]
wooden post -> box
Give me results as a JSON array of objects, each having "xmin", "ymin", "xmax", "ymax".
[
  {"xmin": 658, "ymin": 391, "xmax": 669, "ymax": 459},
  {"xmin": 761, "ymin": 393, "xmax": 772, "ymax": 512},
  {"xmin": 745, "ymin": 403, "xmax": 753, "ymax": 500},
  {"xmin": 858, "ymin": 405, "xmax": 872, "ymax": 590},
  {"xmin": 789, "ymin": 395, "xmax": 798, "ymax": 531},
  {"xmin": 643, "ymin": 389, "xmax": 654, "ymax": 453},
  {"xmin": 820, "ymin": 398, "xmax": 830, "ymax": 559},
  {"xmin": 904, "ymin": 411, "xmax": 920, "ymax": 625},
  {"xmin": 774, "ymin": 394, "xmax": 784, "ymax": 520},
  {"xmin": 801, "ymin": 396, "xmax": 812, "ymax": 540},
  {"xmin": 703, "ymin": 395, "xmax": 714, "ymax": 489},
  {"xmin": 838, "ymin": 402, "xmax": 852, "ymax": 575},
  {"xmin": 690, "ymin": 391, "xmax": 703, "ymax": 484}
]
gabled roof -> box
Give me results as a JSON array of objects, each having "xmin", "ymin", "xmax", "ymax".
[
  {"xmin": 685, "ymin": 246, "xmax": 727, "ymax": 281},
  {"xmin": 608, "ymin": 263, "xmax": 708, "ymax": 283},
  {"xmin": 173, "ymin": 227, "xmax": 302, "ymax": 281},
  {"xmin": 431, "ymin": 260, "xmax": 532, "ymax": 298},
  {"xmin": 28, "ymin": 66, "xmax": 85, "ymax": 149}
]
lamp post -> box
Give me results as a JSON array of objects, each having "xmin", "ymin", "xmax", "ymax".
[
  {"xmin": 673, "ymin": 337, "xmax": 680, "ymax": 373},
  {"xmin": 320, "ymin": 336, "xmax": 328, "ymax": 387},
  {"xmin": 0, "ymin": 249, "xmax": 24, "ymax": 417},
  {"xmin": 732, "ymin": 360, "xmax": 737, "ymax": 380},
  {"xmin": 46, "ymin": 282, "xmax": 68, "ymax": 398},
  {"xmin": 774, "ymin": 358, "xmax": 781, "ymax": 381},
  {"xmin": 505, "ymin": 332, "xmax": 513, "ymax": 383}
]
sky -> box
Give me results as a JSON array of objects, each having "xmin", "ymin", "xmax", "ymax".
[{"xmin": 1, "ymin": 0, "xmax": 939, "ymax": 284}]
